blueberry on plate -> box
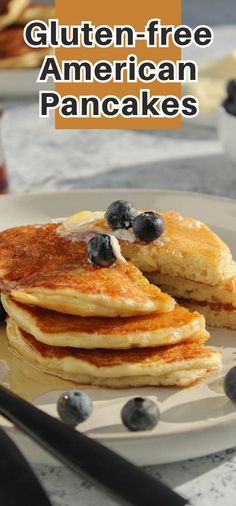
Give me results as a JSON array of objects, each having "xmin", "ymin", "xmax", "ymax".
[
  {"xmin": 224, "ymin": 366, "xmax": 236, "ymax": 402},
  {"xmin": 121, "ymin": 397, "xmax": 160, "ymax": 431},
  {"xmin": 57, "ymin": 390, "xmax": 93, "ymax": 427},
  {"xmin": 133, "ymin": 212, "xmax": 164, "ymax": 242},
  {"xmin": 105, "ymin": 200, "xmax": 138, "ymax": 230},
  {"xmin": 87, "ymin": 233, "xmax": 116, "ymax": 267},
  {"xmin": 0, "ymin": 299, "xmax": 6, "ymax": 324}
]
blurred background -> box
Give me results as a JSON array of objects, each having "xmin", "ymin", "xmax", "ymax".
[{"xmin": 0, "ymin": 0, "xmax": 236, "ymax": 196}]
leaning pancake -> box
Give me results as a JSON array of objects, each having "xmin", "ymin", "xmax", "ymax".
[
  {"xmin": 0, "ymin": 0, "xmax": 28, "ymax": 30},
  {"xmin": 6, "ymin": 319, "xmax": 222, "ymax": 388},
  {"xmin": 177, "ymin": 299, "xmax": 236, "ymax": 331},
  {"xmin": 146, "ymin": 272, "xmax": 236, "ymax": 307},
  {"xmin": 2, "ymin": 294, "xmax": 208, "ymax": 349},
  {"xmin": 0, "ymin": 26, "xmax": 53, "ymax": 69},
  {"xmin": 60, "ymin": 210, "xmax": 236, "ymax": 285},
  {"xmin": 147, "ymin": 272, "xmax": 236, "ymax": 330},
  {"xmin": 0, "ymin": 223, "xmax": 174, "ymax": 317}
]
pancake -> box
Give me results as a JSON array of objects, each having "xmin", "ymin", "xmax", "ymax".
[
  {"xmin": 59, "ymin": 210, "xmax": 236, "ymax": 286},
  {"xmin": 147, "ymin": 272, "xmax": 236, "ymax": 330},
  {"xmin": 146, "ymin": 272, "xmax": 236, "ymax": 307},
  {"xmin": 177, "ymin": 299, "xmax": 236, "ymax": 331},
  {"xmin": 0, "ymin": 0, "xmax": 28, "ymax": 30},
  {"xmin": 0, "ymin": 223, "xmax": 174, "ymax": 317},
  {"xmin": 6, "ymin": 319, "xmax": 222, "ymax": 388},
  {"xmin": 15, "ymin": 3, "xmax": 55, "ymax": 25},
  {"xmin": 2, "ymin": 294, "xmax": 208, "ymax": 349},
  {"xmin": 0, "ymin": 26, "xmax": 53, "ymax": 69}
]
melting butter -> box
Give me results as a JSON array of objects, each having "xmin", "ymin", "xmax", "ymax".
[
  {"xmin": 110, "ymin": 235, "xmax": 126, "ymax": 263},
  {"xmin": 57, "ymin": 210, "xmax": 137, "ymax": 243}
]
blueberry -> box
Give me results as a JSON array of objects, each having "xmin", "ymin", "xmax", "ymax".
[
  {"xmin": 121, "ymin": 397, "xmax": 160, "ymax": 431},
  {"xmin": 87, "ymin": 233, "xmax": 116, "ymax": 267},
  {"xmin": 105, "ymin": 200, "xmax": 138, "ymax": 230},
  {"xmin": 133, "ymin": 212, "xmax": 164, "ymax": 242},
  {"xmin": 224, "ymin": 366, "xmax": 236, "ymax": 402},
  {"xmin": 226, "ymin": 79, "xmax": 236, "ymax": 100},
  {"xmin": 0, "ymin": 299, "xmax": 6, "ymax": 324},
  {"xmin": 57, "ymin": 390, "xmax": 93, "ymax": 427}
]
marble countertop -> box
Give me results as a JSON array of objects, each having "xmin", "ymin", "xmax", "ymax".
[
  {"xmin": 2, "ymin": 98, "xmax": 236, "ymax": 199},
  {"xmin": 31, "ymin": 448, "xmax": 236, "ymax": 506}
]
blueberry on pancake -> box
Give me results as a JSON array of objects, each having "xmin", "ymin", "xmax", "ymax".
[{"xmin": 0, "ymin": 223, "xmax": 175, "ymax": 317}]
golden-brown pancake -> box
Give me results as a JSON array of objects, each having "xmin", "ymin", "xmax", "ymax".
[
  {"xmin": 15, "ymin": 2, "xmax": 55, "ymax": 25},
  {"xmin": 0, "ymin": 26, "xmax": 53, "ymax": 69},
  {"xmin": 146, "ymin": 272, "xmax": 236, "ymax": 307},
  {"xmin": 0, "ymin": 0, "xmax": 28, "ymax": 30},
  {"xmin": 147, "ymin": 272, "xmax": 236, "ymax": 330},
  {"xmin": 2, "ymin": 294, "xmax": 208, "ymax": 349},
  {"xmin": 59, "ymin": 210, "xmax": 236, "ymax": 286},
  {"xmin": 176, "ymin": 298, "xmax": 236, "ymax": 331},
  {"xmin": 6, "ymin": 318, "xmax": 222, "ymax": 388},
  {"xmin": 0, "ymin": 223, "xmax": 174, "ymax": 317}
]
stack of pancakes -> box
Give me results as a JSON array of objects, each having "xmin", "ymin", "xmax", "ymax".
[
  {"xmin": 0, "ymin": 0, "xmax": 54, "ymax": 69},
  {"xmin": 61, "ymin": 209, "xmax": 236, "ymax": 331},
  {"xmin": 0, "ymin": 221, "xmax": 221, "ymax": 388}
]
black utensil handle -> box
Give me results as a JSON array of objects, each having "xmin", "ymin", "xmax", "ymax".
[
  {"xmin": 0, "ymin": 425, "xmax": 52, "ymax": 506},
  {"xmin": 0, "ymin": 386, "xmax": 187, "ymax": 506}
]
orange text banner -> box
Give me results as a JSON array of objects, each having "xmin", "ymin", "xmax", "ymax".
[{"xmin": 55, "ymin": 0, "xmax": 181, "ymax": 129}]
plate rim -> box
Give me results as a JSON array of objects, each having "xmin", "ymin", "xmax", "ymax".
[{"xmin": 2, "ymin": 187, "xmax": 236, "ymax": 204}]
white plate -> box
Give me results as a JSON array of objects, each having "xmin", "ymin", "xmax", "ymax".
[{"xmin": 1, "ymin": 189, "xmax": 236, "ymax": 467}]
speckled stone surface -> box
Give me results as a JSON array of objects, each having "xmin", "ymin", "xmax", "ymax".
[
  {"xmin": 2, "ymin": 98, "xmax": 235, "ymax": 197},
  {"xmin": 31, "ymin": 448, "xmax": 236, "ymax": 506}
]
